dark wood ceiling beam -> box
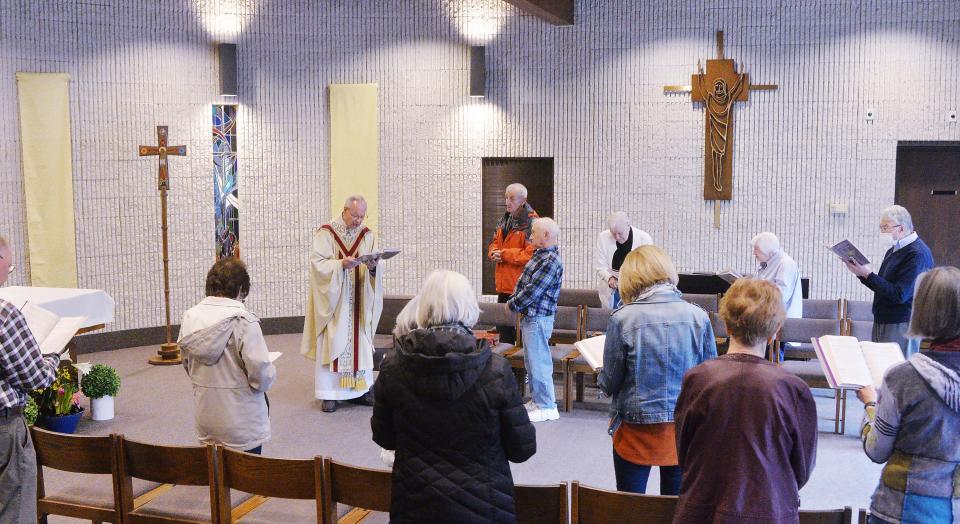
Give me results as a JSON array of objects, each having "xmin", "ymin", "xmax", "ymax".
[{"xmin": 502, "ymin": 0, "xmax": 574, "ymax": 26}]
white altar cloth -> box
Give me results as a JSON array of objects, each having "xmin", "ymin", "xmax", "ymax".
[{"xmin": 0, "ymin": 286, "xmax": 115, "ymax": 329}]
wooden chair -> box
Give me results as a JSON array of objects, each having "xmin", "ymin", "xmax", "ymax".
[
  {"xmin": 844, "ymin": 299, "xmax": 874, "ymax": 340},
  {"xmin": 799, "ymin": 506, "xmax": 854, "ymax": 523},
  {"xmin": 477, "ymin": 301, "xmax": 522, "ymax": 355},
  {"xmin": 776, "ymin": 318, "xmax": 848, "ymax": 434},
  {"xmin": 515, "ymin": 482, "xmax": 568, "ymax": 524},
  {"xmin": 373, "ymin": 295, "xmax": 414, "ymax": 369},
  {"xmin": 571, "ymin": 481, "xmax": 677, "ymax": 524},
  {"xmin": 118, "ymin": 436, "xmax": 222, "ymax": 524},
  {"xmin": 322, "ymin": 458, "xmax": 392, "ymax": 524},
  {"xmin": 32, "ymin": 427, "xmax": 122, "ymax": 523},
  {"xmin": 507, "ymin": 305, "xmax": 580, "ymax": 411},
  {"xmin": 566, "ymin": 306, "xmax": 612, "ymax": 411},
  {"xmin": 558, "ymin": 288, "xmax": 602, "ymax": 308},
  {"xmin": 214, "ymin": 446, "xmax": 324, "ymax": 523},
  {"xmin": 680, "ymin": 293, "xmax": 721, "ymax": 313}
]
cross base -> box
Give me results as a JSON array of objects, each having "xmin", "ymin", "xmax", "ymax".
[{"xmin": 148, "ymin": 342, "xmax": 182, "ymax": 366}]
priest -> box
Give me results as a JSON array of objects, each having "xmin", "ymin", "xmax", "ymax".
[{"xmin": 301, "ymin": 195, "xmax": 384, "ymax": 412}]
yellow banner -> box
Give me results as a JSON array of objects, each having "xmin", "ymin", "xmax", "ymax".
[
  {"xmin": 330, "ymin": 84, "xmax": 379, "ymax": 232},
  {"xmin": 15, "ymin": 72, "xmax": 78, "ymax": 288}
]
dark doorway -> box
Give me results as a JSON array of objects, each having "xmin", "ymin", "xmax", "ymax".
[
  {"xmin": 481, "ymin": 158, "xmax": 554, "ymax": 295},
  {"xmin": 895, "ymin": 141, "xmax": 960, "ymax": 269}
]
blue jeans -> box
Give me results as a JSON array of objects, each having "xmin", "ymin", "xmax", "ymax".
[
  {"xmin": 613, "ymin": 448, "xmax": 681, "ymax": 495},
  {"xmin": 520, "ymin": 314, "xmax": 556, "ymax": 410},
  {"xmin": 611, "ymin": 289, "xmax": 623, "ymax": 309}
]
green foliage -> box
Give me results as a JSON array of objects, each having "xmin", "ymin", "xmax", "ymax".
[
  {"xmin": 24, "ymin": 396, "xmax": 39, "ymax": 426},
  {"xmin": 34, "ymin": 365, "xmax": 82, "ymax": 416},
  {"xmin": 80, "ymin": 364, "xmax": 121, "ymax": 399}
]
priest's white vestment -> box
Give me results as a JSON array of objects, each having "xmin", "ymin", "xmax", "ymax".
[{"xmin": 300, "ymin": 217, "xmax": 383, "ymax": 400}]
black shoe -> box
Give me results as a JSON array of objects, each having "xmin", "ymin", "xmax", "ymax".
[
  {"xmin": 321, "ymin": 400, "xmax": 338, "ymax": 412},
  {"xmin": 346, "ymin": 391, "xmax": 374, "ymax": 406}
]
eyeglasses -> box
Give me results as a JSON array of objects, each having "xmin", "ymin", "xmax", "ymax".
[{"xmin": 879, "ymin": 224, "xmax": 903, "ymax": 233}]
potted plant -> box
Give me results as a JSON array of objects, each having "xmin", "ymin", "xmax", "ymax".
[
  {"xmin": 80, "ymin": 364, "xmax": 121, "ymax": 421},
  {"xmin": 24, "ymin": 396, "xmax": 39, "ymax": 426},
  {"xmin": 33, "ymin": 365, "xmax": 85, "ymax": 433}
]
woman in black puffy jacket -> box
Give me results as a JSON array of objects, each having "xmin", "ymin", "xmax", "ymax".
[{"xmin": 371, "ymin": 270, "xmax": 536, "ymax": 524}]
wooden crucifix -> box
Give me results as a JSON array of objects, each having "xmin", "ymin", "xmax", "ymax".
[
  {"xmin": 664, "ymin": 30, "xmax": 777, "ymax": 228},
  {"xmin": 139, "ymin": 126, "xmax": 187, "ymax": 365}
]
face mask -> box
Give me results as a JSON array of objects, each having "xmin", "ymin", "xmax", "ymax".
[{"xmin": 880, "ymin": 233, "xmax": 896, "ymax": 246}]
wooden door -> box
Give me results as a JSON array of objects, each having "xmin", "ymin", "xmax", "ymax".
[
  {"xmin": 895, "ymin": 142, "xmax": 960, "ymax": 268},
  {"xmin": 481, "ymin": 158, "xmax": 554, "ymax": 295}
]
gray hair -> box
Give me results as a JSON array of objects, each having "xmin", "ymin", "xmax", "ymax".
[
  {"xmin": 343, "ymin": 195, "xmax": 367, "ymax": 209},
  {"xmin": 392, "ymin": 296, "xmax": 421, "ymax": 337},
  {"xmin": 908, "ymin": 266, "xmax": 960, "ymax": 341},
  {"xmin": 533, "ymin": 217, "xmax": 560, "ymax": 240},
  {"xmin": 607, "ymin": 212, "xmax": 630, "ymax": 231},
  {"xmin": 751, "ymin": 232, "xmax": 781, "ymax": 256},
  {"xmin": 504, "ymin": 183, "xmax": 528, "ymax": 199},
  {"xmin": 880, "ymin": 205, "xmax": 913, "ymax": 231},
  {"xmin": 416, "ymin": 270, "xmax": 480, "ymax": 328}
]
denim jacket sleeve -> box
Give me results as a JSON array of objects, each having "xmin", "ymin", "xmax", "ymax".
[
  {"xmin": 597, "ymin": 315, "xmax": 625, "ymax": 397},
  {"xmin": 700, "ymin": 319, "xmax": 718, "ymax": 362}
]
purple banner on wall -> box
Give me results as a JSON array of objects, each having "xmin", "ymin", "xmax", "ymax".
[{"xmin": 213, "ymin": 105, "xmax": 239, "ymax": 260}]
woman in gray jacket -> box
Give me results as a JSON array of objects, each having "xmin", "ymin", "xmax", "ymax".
[{"xmin": 179, "ymin": 258, "xmax": 277, "ymax": 454}]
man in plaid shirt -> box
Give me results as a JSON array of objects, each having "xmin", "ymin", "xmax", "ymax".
[
  {"xmin": 0, "ymin": 236, "xmax": 60, "ymax": 523},
  {"xmin": 507, "ymin": 218, "xmax": 564, "ymax": 422}
]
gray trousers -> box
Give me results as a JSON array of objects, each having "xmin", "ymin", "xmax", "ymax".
[
  {"xmin": 873, "ymin": 321, "xmax": 920, "ymax": 358},
  {"xmin": 0, "ymin": 414, "xmax": 37, "ymax": 524}
]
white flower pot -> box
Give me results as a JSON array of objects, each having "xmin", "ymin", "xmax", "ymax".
[{"xmin": 90, "ymin": 395, "xmax": 114, "ymax": 421}]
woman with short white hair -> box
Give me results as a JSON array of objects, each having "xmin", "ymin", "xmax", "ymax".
[{"xmin": 371, "ymin": 270, "xmax": 536, "ymax": 523}]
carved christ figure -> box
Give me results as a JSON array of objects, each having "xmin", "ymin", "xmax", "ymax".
[{"xmin": 696, "ymin": 61, "xmax": 745, "ymax": 195}]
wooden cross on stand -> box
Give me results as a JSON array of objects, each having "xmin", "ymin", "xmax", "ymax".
[
  {"xmin": 664, "ymin": 30, "xmax": 777, "ymax": 228},
  {"xmin": 139, "ymin": 126, "xmax": 187, "ymax": 366}
]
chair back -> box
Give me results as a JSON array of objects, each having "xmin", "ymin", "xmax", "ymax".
[
  {"xmin": 778, "ymin": 318, "xmax": 844, "ymax": 344},
  {"xmin": 558, "ymin": 288, "xmax": 602, "ymax": 308},
  {"xmin": 376, "ymin": 295, "xmax": 413, "ymax": 334},
  {"xmin": 845, "ymin": 300, "xmax": 874, "ymax": 321},
  {"xmin": 323, "ymin": 458, "xmax": 391, "ymax": 523},
  {"xmin": 117, "ymin": 436, "xmax": 217, "ymax": 523},
  {"xmin": 552, "ymin": 305, "xmax": 583, "ymax": 340},
  {"xmin": 215, "ymin": 446, "xmax": 323, "ymax": 523},
  {"xmin": 681, "ymin": 293, "xmax": 720, "ymax": 313},
  {"xmin": 582, "ymin": 307, "xmax": 613, "ymax": 336},
  {"xmin": 477, "ymin": 301, "xmax": 516, "ymax": 329},
  {"xmin": 31, "ymin": 426, "xmax": 116, "ymax": 475},
  {"xmin": 803, "ymin": 299, "xmax": 843, "ymax": 319},
  {"xmin": 515, "ymin": 483, "xmax": 568, "ymax": 524},
  {"xmin": 799, "ymin": 506, "xmax": 853, "ymax": 524},
  {"xmin": 571, "ymin": 482, "xmax": 677, "ymax": 524},
  {"xmin": 709, "ymin": 311, "xmax": 728, "ymax": 339},
  {"xmin": 847, "ymin": 320, "xmax": 874, "ymax": 340}
]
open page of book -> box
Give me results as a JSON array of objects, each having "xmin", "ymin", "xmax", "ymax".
[
  {"xmin": 268, "ymin": 352, "xmax": 282, "ymax": 363},
  {"xmin": 21, "ymin": 302, "xmax": 86, "ymax": 356},
  {"xmin": 827, "ymin": 240, "xmax": 870, "ymax": 265},
  {"xmin": 22, "ymin": 302, "xmax": 59, "ymax": 344},
  {"xmin": 356, "ymin": 249, "xmax": 401, "ymax": 263},
  {"xmin": 573, "ymin": 335, "xmax": 606, "ymax": 371},
  {"xmin": 859, "ymin": 342, "xmax": 905, "ymax": 387},
  {"xmin": 812, "ymin": 335, "xmax": 873, "ymax": 388}
]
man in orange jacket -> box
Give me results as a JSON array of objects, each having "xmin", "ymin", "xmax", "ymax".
[{"xmin": 488, "ymin": 183, "xmax": 538, "ymax": 344}]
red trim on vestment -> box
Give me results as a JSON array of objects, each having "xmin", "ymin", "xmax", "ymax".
[{"xmin": 320, "ymin": 224, "xmax": 372, "ymax": 372}]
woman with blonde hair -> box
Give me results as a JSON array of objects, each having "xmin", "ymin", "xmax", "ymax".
[
  {"xmin": 673, "ymin": 278, "xmax": 818, "ymax": 523},
  {"xmin": 598, "ymin": 245, "xmax": 717, "ymax": 495}
]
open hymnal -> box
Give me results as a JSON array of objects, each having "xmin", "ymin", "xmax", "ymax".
[
  {"xmin": 21, "ymin": 302, "xmax": 86, "ymax": 357},
  {"xmin": 356, "ymin": 249, "xmax": 401, "ymax": 264},
  {"xmin": 574, "ymin": 335, "xmax": 606, "ymax": 371},
  {"xmin": 811, "ymin": 335, "xmax": 904, "ymax": 389},
  {"xmin": 828, "ymin": 240, "xmax": 870, "ymax": 265}
]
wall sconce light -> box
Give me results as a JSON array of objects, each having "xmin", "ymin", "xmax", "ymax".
[
  {"xmin": 470, "ymin": 45, "xmax": 486, "ymax": 98},
  {"xmin": 217, "ymin": 43, "xmax": 238, "ymax": 98}
]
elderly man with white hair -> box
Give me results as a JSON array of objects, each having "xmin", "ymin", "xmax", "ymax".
[
  {"xmin": 488, "ymin": 183, "xmax": 539, "ymax": 344},
  {"xmin": 844, "ymin": 205, "xmax": 934, "ymax": 357},
  {"xmin": 751, "ymin": 232, "xmax": 802, "ymax": 319},
  {"xmin": 507, "ymin": 218, "xmax": 564, "ymax": 422},
  {"xmin": 594, "ymin": 212, "xmax": 653, "ymax": 308}
]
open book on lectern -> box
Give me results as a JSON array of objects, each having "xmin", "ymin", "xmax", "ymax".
[
  {"xmin": 811, "ymin": 335, "xmax": 904, "ymax": 389},
  {"xmin": 20, "ymin": 302, "xmax": 86, "ymax": 357}
]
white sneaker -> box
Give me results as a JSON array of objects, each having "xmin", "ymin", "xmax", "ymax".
[
  {"xmin": 527, "ymin": 406, "xmax": 560, "ymax": 422},
  {"xmin": 523, "ymin": 400, "xmax": 537, "ymax": 412}
]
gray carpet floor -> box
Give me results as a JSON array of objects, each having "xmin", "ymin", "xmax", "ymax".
[{"xmin": 45, "ymin": 334, "xmax": 882, "ymax": 522}]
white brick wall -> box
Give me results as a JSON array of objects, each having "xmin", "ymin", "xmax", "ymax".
[{"xmin": 1, "ymin": 0, "xmax": 958, "ymax": 330}]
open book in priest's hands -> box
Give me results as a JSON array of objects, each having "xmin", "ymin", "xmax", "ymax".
[
  {"xmin": 20, "ymin": 302, "xmax": 86, "ymax": 357},
  {"xmin": 811, "ymin": 335, "xmax": 905, "ymax": 389},
  {"xmin": 574, "ymin": 335, "xmax": 606, "ymax": 371},
  {"xmin": 355, "ymin": 249, "xmax": 400, "ymax": 264}
]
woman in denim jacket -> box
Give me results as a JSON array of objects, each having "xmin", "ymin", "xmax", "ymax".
[
  {"xmin": 857, "ymin": 266, "xmax": 960, "ymax": 524},
  {"xmin": 598, "ymin": 246, "xmax": 717, "ymax": 495}
]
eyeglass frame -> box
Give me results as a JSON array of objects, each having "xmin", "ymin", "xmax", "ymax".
[
  {"xmin": 879, "ymin": 223, "xmax": 904, "ymax": 233},
  {"xmin": 0, "ymin": 252, "xmax": 15, "ymax": 275}
]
